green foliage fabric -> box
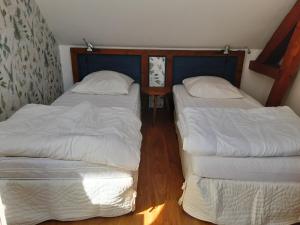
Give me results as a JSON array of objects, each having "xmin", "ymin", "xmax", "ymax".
[{"xmin": 0, "ymin": 0, "xmax": 63, "ymax": 121}]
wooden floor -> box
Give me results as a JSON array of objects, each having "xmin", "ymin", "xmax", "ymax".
[{"xmin": 41, "ymin": 111, "xmax": 211, "ymax": 225}]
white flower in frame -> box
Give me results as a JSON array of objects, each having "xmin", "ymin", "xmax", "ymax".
[{"xmin": 149, "ymin": 56, "xmax": 166, "ymax": 87}]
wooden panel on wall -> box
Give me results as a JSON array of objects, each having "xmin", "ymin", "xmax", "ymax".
[{"xmin": 70, "ymin": 48, "xmax": 245, "ymax": 90}]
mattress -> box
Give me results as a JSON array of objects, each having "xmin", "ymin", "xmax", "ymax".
[
  {"xmin": 173, "ymin": 85, "xmax": 300, "ymax": 183},
  {"xmin": 183, "ymin": 149, "xmax": 300, "ymax": 183},
  {"xmin": 0, "ymin": 157, "xmax": 133, "ymax": 180},
  {"xmin": 53, "ymin": 83, "xmax": 141, "ymax": 118}
]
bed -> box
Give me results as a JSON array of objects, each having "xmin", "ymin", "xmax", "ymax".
[
  {"xmin": 172, "ymin": 55, "xmax": 300, "ymax": 225},
  {"xmin": 0, "ymin": 51, "xmax": 142, "ymax": 225}
]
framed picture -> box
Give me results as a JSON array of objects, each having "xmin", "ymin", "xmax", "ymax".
[
  {"xmin": 148, "ymin": 56, "xmax": 167, "ymax": 108},
  {"xmin": 148, "ymin": 56, "xmax": 166, "ymax": 87}
]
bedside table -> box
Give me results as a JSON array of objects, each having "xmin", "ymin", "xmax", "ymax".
[{"xmin": 142, "ymin": 87, "xmax": 172, "ymax": 124}]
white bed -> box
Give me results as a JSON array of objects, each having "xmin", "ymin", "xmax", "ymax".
[
  {"xmin": 173, "ymin": 84, "xmax": 300, "ymax": 225},
  {"xmin": 0, "ymin": 84, "xmax": 141, "ymax": 225}
]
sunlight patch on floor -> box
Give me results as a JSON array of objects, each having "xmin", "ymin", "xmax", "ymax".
[{"xmin": 136, "ymin": 203, "xmax": 165, "ymax": 225}]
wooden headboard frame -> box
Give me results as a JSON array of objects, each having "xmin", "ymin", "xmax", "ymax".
[{"xmin": 70, "ymin": 48, "xmax": 245, "ymax": 90}]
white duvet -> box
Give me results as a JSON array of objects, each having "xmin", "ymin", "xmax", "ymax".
[
  {"xmin": 0, "ymin": 102, "xmax": 142, "ymax": 171},
  {"xmin": 179, "ymin": 106, "xmax": 300, "ymax": 157}
]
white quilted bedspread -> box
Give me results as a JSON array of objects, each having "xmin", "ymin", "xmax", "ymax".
[
  {"xmin": 179, "ymin": 106, "xmax": 300, "ymax": 157},
  {"xmin": 0, "ymin": 175, "xmax": 137, "ymax": 225},
  {"xmin": 0, "ymin": 102, "xmax": 142, "ymax": 170},
  {"xmin": 181, "ymin": 175, "xmax": 300, "ymax": 225}
]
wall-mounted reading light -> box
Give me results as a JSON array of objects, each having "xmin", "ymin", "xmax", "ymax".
[
  {"xmin": 223, "ymin": 45, "xmax": 231, "ymax": 55},
  {"xmin": 245, "ymin": 47, "xmax": 251, "ymax": 54},
  {"xmin": 223, "ymin": 45, "xmax": 251, "ymax": 54},
  {"xmin": 83, "ymin": 38, "xmax": 95, "ymax": 52}
]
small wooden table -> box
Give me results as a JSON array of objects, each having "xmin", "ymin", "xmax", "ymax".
[{"xmin": 142, "ymin": 87, "xmax": 171, "ymax": 124}]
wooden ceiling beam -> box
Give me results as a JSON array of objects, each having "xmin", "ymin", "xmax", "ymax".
[
  {"xmin": 256, "ymin": 1, "xmax": 300, "ymax": 63},
  {"xmin": 267, "ymin": 21, "xmax": 300, "ymax": 106},
  {"xmin": 249, "ymin": 61, "xmax": 280, "ymax": 79},
  {"xmin": 249, "ymin": 1, "xmax": 300, "ymax": 106}
]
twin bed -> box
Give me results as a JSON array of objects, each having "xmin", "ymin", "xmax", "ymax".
[
  {"xmin": 174, "ymin": 84, "xmax": 300, "ymax": 225},
  {"xmin": 0, "ymin": 48, "xmax": 300, "ymax": 225},
  {"xmin": 0, "ymin": 53, "xmax": 143, "ymax": 225},
  {"xmin": 172, "ymin": 57, "xmax": 300, "ymax": 225}
]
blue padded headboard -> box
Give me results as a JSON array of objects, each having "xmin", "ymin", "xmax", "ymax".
[
  {"xmin": 76, "ymin": 54, "xmax": 141, "ymax": 83},
  {"xmin": 71, "ymin": 48, "xmax": 245, "ymax": 88},
  {"xmin": 173, "ymin": 56, "xmax": 239, "ymax": 86}
]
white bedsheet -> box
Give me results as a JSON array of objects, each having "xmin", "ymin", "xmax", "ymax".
[
  {"xmin": 0, "ymin": 102, "xmax": 142, "ymax": 171},
  {"xmin": 53, "ymin": 83, "xmax": 141, "ymax": 117},
  {"xmin": 179, "ymin": 106, "xmax": 300, "ymax": 157},
  {"xmin": 0, "ymin": 157, "xmax": 133, "ymax": 180},
  {"xmin": 189, "ymin": 155, "xmax": 300, "ymax": 182}
]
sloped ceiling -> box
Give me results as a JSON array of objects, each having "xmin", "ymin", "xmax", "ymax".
[{"xmin": 36, "ymin": 0, "xmax": 297, "ymax": 49}]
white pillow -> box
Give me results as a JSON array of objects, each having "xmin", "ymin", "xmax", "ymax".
[
  {"xmin": 72, "ymin": 70, "xmax": 134, "ymax": 95},
  {"xmin": 183, "ymin": 76, "xmax": 243, "ymax": 99}
]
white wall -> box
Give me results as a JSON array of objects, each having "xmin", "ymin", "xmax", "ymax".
[
  {"xmin": 285, "ymin": 71, "xmax": 300, "ymax": 115},
  {"xmin": 36, "ymin": 0, "xmax": 296, "ymax": 49},
  {"xmin": 59, "ymin": 45, "xmax": 75, "ymax": 91},
  {"xmin": 241, "ymin": 49, "xmax": 274, "ymax": 104},
  {"xmin": 59, "ymin": 45, "xmax": 300, "ymax": 115},
  {"xmin": 241, "ymin": 50, "xmax": 300, "ymax": 116}
]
